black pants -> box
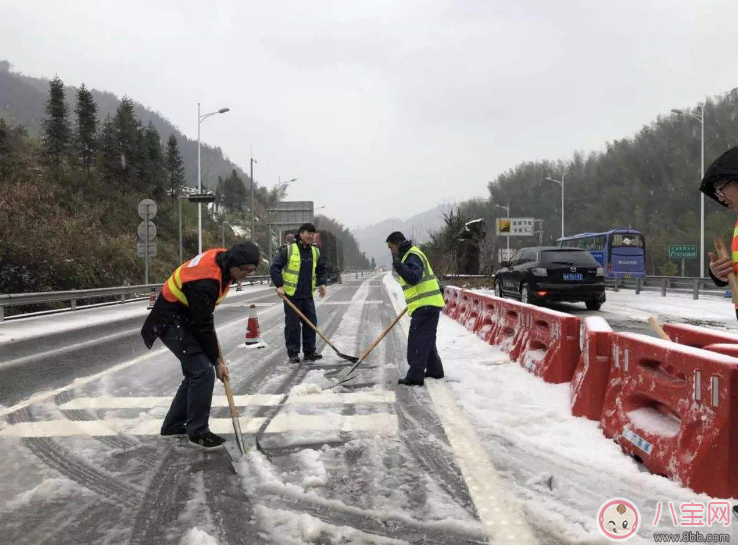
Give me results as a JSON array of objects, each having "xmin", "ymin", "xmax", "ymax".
[
  {"xmin": 284, "ymin": 296, "xmax": 318, "ymax": 355},
  {"xmin": 405, "ymin": 307, "xmax": 444, "ymax": 382},
  {"xmin": 159, "ymin": 322, "xmax": 215, "ymax": 439}
]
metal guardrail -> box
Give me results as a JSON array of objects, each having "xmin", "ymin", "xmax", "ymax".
[
  {"xmin": 0, "ymin": 276, "xmax": 272, "ymax": 321},
  {"xmin": 606, "ymin": 276, "xmax": 730, "ymax": 300}
]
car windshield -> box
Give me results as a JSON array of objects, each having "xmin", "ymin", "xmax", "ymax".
[{"xmin": 542, "ymin": 250, "xmax": 599, "ymax": 266}]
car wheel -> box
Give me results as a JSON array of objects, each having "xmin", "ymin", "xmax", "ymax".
[
  {"xmin": 494, "ymin": 281, "xmax": 503, "ymax": 298},
  {"xmin": 521, "ymin": 283, "xmax": 530, "ymax": 304},
  {"xmin": 586, "ymin": 300, "xmax": 602, "ymax": 311}
]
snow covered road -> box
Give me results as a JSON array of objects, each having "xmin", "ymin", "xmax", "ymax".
[{"xmin": 1, "ymin": 276, "xmax": 737, "ymax": 544}]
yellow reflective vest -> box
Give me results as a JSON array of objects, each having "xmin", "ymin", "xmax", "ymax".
[
  {"xmin": 282, "ymin": 242, "xmax": 319, "ymax": 296},
  {"xmin": 398, "ymin": 246, "xmax": 445, "ymax": 316}
]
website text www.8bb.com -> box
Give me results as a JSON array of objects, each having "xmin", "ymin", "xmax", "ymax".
[{"xmin": 652, "ymin": 531, "xmax": 729, "ymax": 543}]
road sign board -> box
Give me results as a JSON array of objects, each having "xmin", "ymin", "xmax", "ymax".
[
  {"xmin": 188, "ymin": 193, "xmax": 216, "ymax": 203},
  {"xmin": 669, "ymin": 245, "xmax": 697, "ymax": 259},
  {"xmin": 137, "ymin": 221, "xmax": 157, "ymax": 242},
  {"xmin": 137, "ymin": 242, "xmax": 157, "ymax": 258},
  {"xmin": 138, "ymin": 199, "xmax": 157, "ymax": 220},
  {"xmin": 497, "ymin": 218, "xmax": 535, "ymax": 236},
  {"xmin": 498, "ymin": 248, "xmax": 515, "ymax": 262},
  {"xmin": 270, "ymin": 201, "xmax": 315, "ymax": 234}
]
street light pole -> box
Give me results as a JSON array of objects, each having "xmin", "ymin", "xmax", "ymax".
[
  {"xmin": 494, "ymin": 202, "xmax": 511, "ymax": 254},
  {"xmin": 545, "ymin": 174, "xmax": 565, "ymax": 239},
  {"xmin": 197, "ymin": 103, "xmax": 230, "ymax": 254},
  {"xmin": 250, "ymin": 156, "xmax": 257, "ymax": 242},
  {"xmin": 672, "ymin": 104, "xmax": 706, "ymax": 277}
]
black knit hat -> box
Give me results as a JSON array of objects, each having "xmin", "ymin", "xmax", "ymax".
[
  {"xmin": 700, "ymin": 146, "xmax": 738, "ymax": 207},
  {"xmin": 224, "ymin": 241, "xmax": 260, "ymax": 268}
]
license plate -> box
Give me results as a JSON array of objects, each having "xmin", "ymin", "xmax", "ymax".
[
  {"xmin": 563, "ymin": 273, "xmax": 583, "ymax": 281},
  {"xmin": 624, "ymin": 274, "xmax": 632, "ymax": 279}
]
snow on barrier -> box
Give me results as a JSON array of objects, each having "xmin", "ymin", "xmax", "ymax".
[
  {"xmin": 570, "ymin": 317, "xmax": 614, "ymax": 420},
  {"xmin": 472, "ymin": 297, "xmax": 503, "ymax": 343},
  {"xmin": 460, "ymin": 292, "xmax": 483, "ymax": 332},
  {"xmin": 515, "ymin": 304, "xmax": 581, "ymax": 383},
  {"xmin": 442, "ymin": 287, "xmax": 462, "ymax": 318},
  {"xmin": 663, "ymin": 322, "xmax": 738, "ymax": 349},
  {"xmin": 600, "ymin": 332, "xmax": 738, "ymax": 499}
]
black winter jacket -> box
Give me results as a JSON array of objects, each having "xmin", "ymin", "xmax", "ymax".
[{"xmin": 141, "ymin": 252, "xmax": 232, "ymax": 365}]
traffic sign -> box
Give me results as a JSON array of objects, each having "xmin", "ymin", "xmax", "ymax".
[
  {"xmin": 499, "ymin": 248, "xmax": 515, "ymax": 262},
  {"xmin": 137, "ymin": 242, "xmax": 157, "ymax": 257},
  {"xmin": 188, "ymin": 193, "xmax": 216, "ymax": 204},
  {"xmin": 138, "ymin": 199, "xmax": 157, "ymax": 220},
  {"xmin": 137, "ymin": 221, "xmax": 157, "ymax": 242},
  {"xmin": 497, "ymin": 218, "xmax": 535, "ymax": 236},
  {"xmin": 669, "ymin": 245, "xmax": 697, "ymax": 259}
]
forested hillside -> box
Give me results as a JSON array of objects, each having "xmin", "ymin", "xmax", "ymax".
[
  {"xmin": 0, "ymin": 63, "xmax": 371, "ymax": 294},
  {"xmin": 424, "ymin": 90, "xmax": 738, "ymax": 277}
]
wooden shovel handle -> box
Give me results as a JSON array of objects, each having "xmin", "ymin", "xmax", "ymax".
[
  {"xmin": 647, "ymin": 316, "xmax": 671, "ymax": 341},
  {"xmin": 280, "ymin": 294, "xmax": 338, "ymax": 350},
  {"xmin": 217, "ymin": 340, "xmax": 239, "ymax": 419},
  {"xmin": 357, "ymin": 307, "xmax": 408, "ymax": 363},
  {"xmin": 713, "ymin": 239, "xmax": 738, "ymax": 306}
]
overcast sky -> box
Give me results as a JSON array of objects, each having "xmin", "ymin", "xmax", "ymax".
[{"xmin": 2, "ymin": 0, "xmax": 737, "ymax": 228}]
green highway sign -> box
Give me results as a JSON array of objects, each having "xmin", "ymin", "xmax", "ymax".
[{"xmin": 669, "ymin": 245, "xmax": 698, "ymax": 259}]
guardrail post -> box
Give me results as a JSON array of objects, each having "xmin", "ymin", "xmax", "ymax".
[
  {"xmin": 693, "ymin": 279, "xmax": 700, "ymax": 300},
  {"xmin": 120, "ymin": 293, "xmax": 126, "ymax": 304},
  {"xmin": 613, "ymin": 278, "xmax": 619, "ymax": 292},
  {"xmin": 661, "ymin": 278, "xmax": 667, "ymax": 297},
  {"xmin": 0, "ymin": 305, "xmax": 4, "ymax": 322},
  {"xmin": 71, "ymin": 299, "xmax": 77, "ymax": 311},
  {"xmin": 635, "ymin": 277, "xmax": 642, "ymax": 295}
]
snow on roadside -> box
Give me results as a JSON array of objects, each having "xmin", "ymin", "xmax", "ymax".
[
  {"xmin": 179, "ymin": 527, "xmax": 220, "ymax": 545},
  {"xmin": 5, "ymin": 477, "xmax": 95, "ymax": 509}
]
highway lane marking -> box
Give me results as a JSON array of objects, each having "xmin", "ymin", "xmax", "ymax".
[
  {"xmin": 57, "ymin": 391, "xmax": 395, "ymax": 410},
  {"xmin": 0, "ymin": 414, "xmax": 398, "ymax": 438},
  {"xmin": 0, "ymin": 327, "xmax": 142, "ymax": 371},
  {"xmin": 381, "ymin": 272, "xmax": 539, "ymax": 544}
]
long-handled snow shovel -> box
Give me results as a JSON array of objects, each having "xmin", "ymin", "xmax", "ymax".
[
  {"xmin": 217, "ymin": 341, "xmax": 269, "ymax": 464},
  {"xmin": 280, "ymin": 294, "xmax": 359, "ymax": 363},
  {"xmin": 327, "ymin": 306, "xmax": 408, "ymax": 389},
  {"xmin": 647, "ymin": 316, "xmax": 671, "ymax": 341}
]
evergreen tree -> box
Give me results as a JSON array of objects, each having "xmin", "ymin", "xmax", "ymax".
[
  {"xmin": 113, "ymin": 97, "xmax": 142, "ymax": 186},
  {"xmin": 74, "ymin": 84, "xmax": 98, "ymax": 177},
  {"xmin": 98, "ymin": 114, "xmax": 120, "ymax": 184},
  {"xmin": 42, "ymin": 76, "xmax": 71, "ymax": 175},
  {"xmin": 142, "ymin": 121, "xmax": 165, "ymax": 197},
  {"xmin": 165, "ymin": 134, "xmax": 186, "ymax": 199},
  {"xmin": 223, "ymin": 169, "xmax": 246, "ymax": 211}
]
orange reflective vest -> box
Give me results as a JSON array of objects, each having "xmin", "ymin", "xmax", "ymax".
[{"xmin": 161, "ymin": 248, "xmax": 229, "ymax": 307}]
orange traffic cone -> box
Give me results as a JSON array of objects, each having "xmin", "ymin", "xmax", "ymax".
[
  {"xmin": 147, "ymin": 289, "xmax": 157, "ymax": 310},
  {"xmin": 236, "ymin": 281, "xmax": 243, "ymax": 292},
  {"xmin": 244, "ymin": 304, "xmax": 262, "ymax": 346}
]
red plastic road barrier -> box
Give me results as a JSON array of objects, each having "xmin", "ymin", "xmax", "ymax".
[
  {"xmin": 662, "ymin": 323, "xmax": 738, "ymax": 348},
  {"xmin": 516, "ymin": 305, "xmax": 581, "ymax": 383},
  {"xmin": 147, "ymin": 289, "xmax": 157, "ymax": 310},
  {"xmin": 442, "ymin": 287, "xmax": 462, "ymax": 317},
  {"xmin": 461, "ymin": 293, "xmax": 484, "ymax": 332},
  {"xmin": 570, "ymin": 317, "xmax": 613, "ymax": 420},
  {"xmin": 472, "ymin": 295, "xmax": 504, "ymax": 344},
  {"xmin": 703, "ymin": 343, "xmax": 738, "ymax": 359},
  {"xmin": 495, "ymin": 298, "xmax": 524, "ymax": 354},
  {"xmin": 601, "ymin": 332, "xmax": 738, "ymax": 498}
]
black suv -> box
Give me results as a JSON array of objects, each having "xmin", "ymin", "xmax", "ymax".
[{"xmin": 494, "ymin": 247, "xmax": 606, "ymax": 310}]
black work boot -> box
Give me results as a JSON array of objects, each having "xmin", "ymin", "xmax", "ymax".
[
  {"xmin": 303, "ymin": 352, "xmax": 323, "ymax": 362},
  {"xmin": 424, "ymin": 371, "xmax": 444, "ymax": 379},
  {"xmin": 398, "ymin": 377, "xmax": 424, "ymax": 386},
  {"xmin": 189, "ymin": 431, "xmax": 226, "ymax": 450},
  {"xmin": 160, "ymin": 426, "xmax": 187, "ymax": 438},
  {"xmin": 288, "ymin": 353, "xmax": 301, "ymax": 364}
]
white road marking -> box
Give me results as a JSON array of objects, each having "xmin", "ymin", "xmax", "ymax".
[
  {"xmin": 0, "ymin": 327, "xmax": 141, "ymax": 370},
  {"xmin": 0, "ymin": 413, "xmax": 398, "ymax": 438},
  {"xmin": 57, "ymin": 391, "xmax": 395, "ymax": 410},
  {"xmin": 381, "ymin": 272, "xmax": 538, "ymax": 544}
]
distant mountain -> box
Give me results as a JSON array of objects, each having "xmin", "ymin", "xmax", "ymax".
[
  {"xmin": 0, "ymin": 59, "xmax": 246, "ymax": 191},
  {"xmin": 352, "ymin": 205, "xmax": 447, "ymax": 267}
]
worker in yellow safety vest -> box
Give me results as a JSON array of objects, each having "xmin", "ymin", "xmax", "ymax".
[
  {"xmin": 386, "ymin": 231, "xmax": 445, "ymax": 386},
  {"xmin": 270, "ymin": 223, "xmax": 328, "ymax": 363}
]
